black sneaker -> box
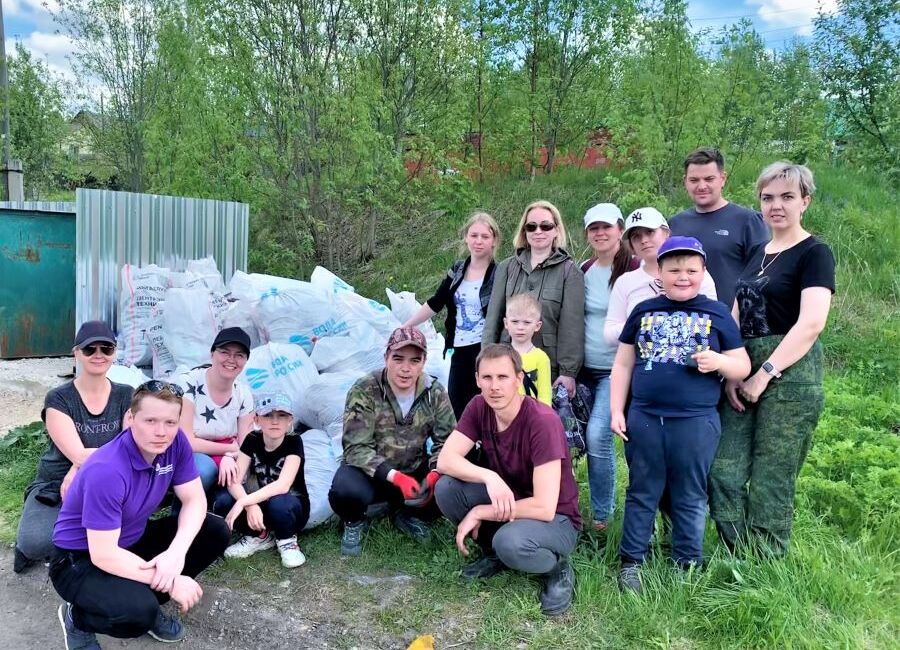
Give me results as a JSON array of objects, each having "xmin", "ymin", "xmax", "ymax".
[
  {"xmin": 147, "ymin": 608, "xmax": 185, "ymax": 643},
  {"xmin": 341, "ymin": 520, "xmax": 368, "ymax": 557},
  {"xmin": 539, "ymin": 558, "xmax": 575, "ymax": 616},
  {"xmin": 13, "ymin": 546, "xmax": 35, "ymax": 574},
  {"xmin": 57, "ymin": 602, "xmax": 100, "ymax": 650},
  {"xmin": 618, "ymin": 563, "xmax": 642, "ymax": 594},
  {"xmin": 391, "ymin": 511, "xmax": 429, "ymax": 543},
  {"xmin": 461, "ymin": 553, "xmax": 507, "ymax": 580}
]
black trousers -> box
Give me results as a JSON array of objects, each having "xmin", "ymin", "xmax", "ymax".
[
  {"xmin": 447, "ymin": 343, "xmax": 480, "ymax": 419},
  {"xmin": 328, "ymin": 464, "xmax": 438, "ymax": 524},
  {"xmin": 49, "ymin": 513, "xmax": 230, "ymax": 639}
]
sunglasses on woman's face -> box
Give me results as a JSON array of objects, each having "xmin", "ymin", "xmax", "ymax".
[
  {"xmin": 524, "ymin": 221, "xmax": 556, "ymax": 233},
  {"xmin": 135, "ymin": 380, "xmax": 185, "ymax": 398},
  {"xmin": 81, "ymin": 344, "xmax": 116, "ymax": 357}
]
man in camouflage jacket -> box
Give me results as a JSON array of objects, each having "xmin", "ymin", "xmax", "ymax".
[{"xmin": 328, "ymin": 327, "xmax": 456, "ymax": 556}]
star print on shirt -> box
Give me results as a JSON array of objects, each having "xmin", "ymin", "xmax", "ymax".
[
  {"xmin": 201, "ymin": 406, "xmax": 217, "ymax": 423},
  {"xmin": 185, "ymin": 382, "xmax": 206, "ymax": 397}
]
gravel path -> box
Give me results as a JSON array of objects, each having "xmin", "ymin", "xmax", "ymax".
[{"xmin": 0, "ymin": 357, "xmax": 73, "ymax": 435}]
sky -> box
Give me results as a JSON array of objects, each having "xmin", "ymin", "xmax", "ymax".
[{"xmin": 3, "ymin": 0, "xmax": 838, "ymax": 87}]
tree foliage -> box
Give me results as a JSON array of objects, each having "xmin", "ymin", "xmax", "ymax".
[{"xmin": 11, "ymin": 0, "xmax": 898, "ymax": 270}]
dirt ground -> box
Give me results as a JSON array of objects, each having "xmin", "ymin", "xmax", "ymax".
[
  {"xmin": 0, "ymin": 357, "xmax": 73, "ymax": 435},
  {"xmin": 0, "ymin": 545, "xmax": 472, "ymax": 649}
]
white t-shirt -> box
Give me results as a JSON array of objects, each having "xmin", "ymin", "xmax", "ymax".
[
  {"xmin": 396, "ymin": 392, "xmax": 415, "ymax": 418},
  {"xmin": 177, "ymin": 367, "xmax": 254, "ymax": 442},
  {"xmin": 603, "ymin": 264, "xmax": 718, "ymax": 346},
  {"xmin": 453, "ymin": 279, "xmax": 486, "ymax": 347}
]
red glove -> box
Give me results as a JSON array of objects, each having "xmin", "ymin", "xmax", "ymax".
[
  {"xmin": 404, "ymin": 471, "xmax": 441, "ymax": 508},
  {"xmin": 390, "ymin": 471, "xmax": 421, "ymax": 500}
]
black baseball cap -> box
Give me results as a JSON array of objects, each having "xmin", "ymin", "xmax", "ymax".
[
  {"xmin": 74, "ymin": 321, "xmax": 117, "ymax": 349},
  {"xmin": 211, "ymin": 327, "xmax": 251, "ymax": 355}
]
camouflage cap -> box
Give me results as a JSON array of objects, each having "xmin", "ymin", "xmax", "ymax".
[{"xmin": 386, "ymin": 327, "xmax": 428, "ymax": 355}]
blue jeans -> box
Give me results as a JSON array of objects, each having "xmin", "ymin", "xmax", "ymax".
[
  {"xmin": 172, "ymin": 453, "xmax": 221, "ymax": 516},
  {"xmin": 213, "ymin": 492, "xmax": 310, "ymax": 539},
  {"xmin": 619, "ymin": 408, "xmax": 721, "ymax": 567},
  {"xmin": 194, "ymin": 453, "xmax": 219, "ymax": 493},
  {"xmin": 584, "ymin": 369, "xmax": 616, "ymax": 523}
]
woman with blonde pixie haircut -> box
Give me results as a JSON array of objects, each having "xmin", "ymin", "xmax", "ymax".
[
  {"xmin": 404, "ymin": 212, "xmax": 500, "ymax": 417},
  {"xmin": 483, "ymin": 200, "xmax": 585, "ymax": 396},
  {"xmin": 710, "ymin": 162, "xmax": 835, "ymax": 556}
]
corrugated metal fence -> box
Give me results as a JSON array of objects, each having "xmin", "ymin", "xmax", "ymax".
[{"xmin": 75, "ymin": 189, "xmax": 249, "ymax": 329}]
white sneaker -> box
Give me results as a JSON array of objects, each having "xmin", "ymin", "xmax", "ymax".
[
  {"xmin": 225, "ymin": 532, "xmax": 275, "ymax": 559},
  {"xmin": 276, "ymin": 536, "xmax": 307, "ymax": 568}
]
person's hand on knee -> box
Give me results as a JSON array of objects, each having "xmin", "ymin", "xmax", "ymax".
[{"xmin": 170, "ymin": 575, "xmax": 203, "ymax": 612}]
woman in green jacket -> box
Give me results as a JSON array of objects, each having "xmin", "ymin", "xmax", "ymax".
[{"xmin": 482, "ymin": 200, "xmax": 586, "ymax": 395}]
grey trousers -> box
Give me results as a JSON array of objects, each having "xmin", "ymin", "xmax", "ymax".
[
  {"xmin": 435, "ymin": 475, "xmax": 578, "ymax": 574},
  {"xmin": 16, "ymin": 489, "xmax": 61, "ymax": 561}
]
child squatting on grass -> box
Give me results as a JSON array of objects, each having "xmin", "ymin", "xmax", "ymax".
[
  {"xmin": 504, "ymin": 293, "xmax": 553, "ymax": 406},
  {"xmin": 217, "ymin": 393, "xmax": 310, "ymax": 569},
  {"xmin": 610, "ymin": 236, "xmax": 751, "ymax": 594}
]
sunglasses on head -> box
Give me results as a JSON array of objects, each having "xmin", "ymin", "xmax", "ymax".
[
  {"xmin": 524, "ymin": 221, "xmax": 556, "ymax": 233},
  {"xmin": 135, "ymin": 380, "xmax": 185, "ymax": 398},
  {"xmin": 81, "ymin": 343, "xmax": 116, "ymax": 357}
]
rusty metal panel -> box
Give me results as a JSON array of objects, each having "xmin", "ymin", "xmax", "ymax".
[
  {"xmin": 0, "ymin": 208, "xmax": 77, "ymax": 358},
  {"xmin": 74, "ymin": 189, "xmax": 249, "ymax": 330}
]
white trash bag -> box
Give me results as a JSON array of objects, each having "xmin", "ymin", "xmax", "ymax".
[
  {"xmin": 161, "ymin": 288, "xmax": 228, "ymax": 369},
  {"xmin": 256, "ymin": 284, "xmax": 342, "ymax": 353},
  {"xmin": 147, "ymin": 301, "xmax": 176, "ymax": 378},
  {"xmin": 106, "ymin": 363, "xmax": 150, "ymax": 387},
  {"xmin": 241, "ymin": 343, "xmax": 319, "ymax": 422},
  {"xmin": 118, "ymin": 264, "xmax": 170, "ymax": 366},
  {"xmin": 310, "ymin": 265, "xmax": 355, "ymax": 295},
  {"xmin": 221, "ymin": 299, "xmax": 263, "ymax": 350},
  {"xmin": 326, "ymin": 421, "xmax": 344, "ymax": 460},
  {"xmin": 300, "ymin": 428, "xmax": 339, "ymax": 529},
  {"xmin": 309, "ymin": 322, "xmax": 385, "ymax": 375},
  {"xmin": 186, "ymin": 256, "xmax": 225, "ymax": 292},
  {"xmin": 298, "ymin": 371, "xmax": 365, "ymax": 431},
  {"xmin": 228, "ymin": 270, "xmax": 307, "ymax": 303}
]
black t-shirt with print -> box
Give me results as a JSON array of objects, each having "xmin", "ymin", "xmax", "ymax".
[
  {"xmin": 734, "ymin": 236, "xmax": 835, "ymax": 339},
  {"xmin": 239, "ymin": 431, "xmax": 308, "ymax": 499}
]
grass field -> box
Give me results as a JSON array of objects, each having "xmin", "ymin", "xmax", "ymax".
[{"xmin": 1, "ymin": 163, "xmax": 898, "ymax": 648}]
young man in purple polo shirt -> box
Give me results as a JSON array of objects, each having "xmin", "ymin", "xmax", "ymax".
[
  {"xmin": 434, "ymin": 344, "xmax": 581, "ymax": 616},
  {"xmin": 49, "ymin": 381, "xmax": 230, "ymax": 649}
]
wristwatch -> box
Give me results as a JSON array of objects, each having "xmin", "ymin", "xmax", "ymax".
[{"xmin": 761, "ymin": 361, "xmax": 782, "ymax": 378}]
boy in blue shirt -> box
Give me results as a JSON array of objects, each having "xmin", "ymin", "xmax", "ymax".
[{"xmin": 610, "ymin": 236, "xmax": 750, "ymax": 593}]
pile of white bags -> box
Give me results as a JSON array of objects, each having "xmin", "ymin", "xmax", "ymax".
[{"xmin": 113, "ymin": 260, "xmax": 454, "ymax": 528}]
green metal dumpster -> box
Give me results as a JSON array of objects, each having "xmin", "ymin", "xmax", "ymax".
[{"xmin": 0, "ymin": 207, "xmax": 76, "ymax": 358}]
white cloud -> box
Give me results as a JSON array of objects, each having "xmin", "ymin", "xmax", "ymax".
[
  {"xmin": 6, "ymin": 31, "xmax": 77, "ymax": 83},
  {"xmin": 749, "ymin": 0, "xmax": 839, "ymax": 36}
]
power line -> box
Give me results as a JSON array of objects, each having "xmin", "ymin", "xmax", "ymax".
[{"xmin": 688, "ymin": 5, "xmax": 822, "ymax": 23}]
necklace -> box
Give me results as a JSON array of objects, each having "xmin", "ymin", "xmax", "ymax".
[{"xmin": 758, "ymin": 249, "xmax": 783, "ymax": 276}]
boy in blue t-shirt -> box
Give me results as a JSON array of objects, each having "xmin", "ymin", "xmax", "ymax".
[{"xmin": 609, "ymin": 236, "xmax": 750, "ymax": 593}]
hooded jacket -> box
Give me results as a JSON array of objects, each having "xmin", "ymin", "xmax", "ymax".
[{"xmin": 482, "ymin": 247, "xmax": 585, "ymax": 379}]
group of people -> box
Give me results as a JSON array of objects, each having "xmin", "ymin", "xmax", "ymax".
[{"xmin": 12, "ymin": 148, "xmax": 835, "ymax": 648}]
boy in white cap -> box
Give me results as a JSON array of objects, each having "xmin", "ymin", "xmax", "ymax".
[{"xmin": 218, "ymin": 393, "xmax": 309, "ymax": 568}]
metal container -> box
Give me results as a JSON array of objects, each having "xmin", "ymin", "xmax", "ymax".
[{"xmin": 0, "ymin": 204, "xmax": 77, "ymax": 358}]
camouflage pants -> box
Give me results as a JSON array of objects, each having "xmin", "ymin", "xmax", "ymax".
[{"xmin": 709, "ymin": 336, "xmax": 824, "ymax": 556}]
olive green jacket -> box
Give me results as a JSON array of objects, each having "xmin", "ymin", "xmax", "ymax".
[{"xmin": 482, "ymin": 247, "xmax": 585, "ymax": 379}]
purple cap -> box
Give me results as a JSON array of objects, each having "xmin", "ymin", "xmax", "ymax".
[
  {"xmin": 657, "ymin": 236, "xmax": 707, "ymax": 262},
  {"xmin": 74, "ymin": 321, "xmax": 116, "ymax": 348}
]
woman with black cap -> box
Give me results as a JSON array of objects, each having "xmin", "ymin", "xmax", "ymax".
[
  {"xmin": 14, "ymin": 321, "xmax": 134, "ymax": 573},
  {"xmin": 177, "ymin": 327, "xmax": 255, "ymax": 502}
]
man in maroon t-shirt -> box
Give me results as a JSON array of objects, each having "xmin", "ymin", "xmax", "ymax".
[{"xmin": 434, "ymin": 344, "xmax": 581, "ymax": 616}]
